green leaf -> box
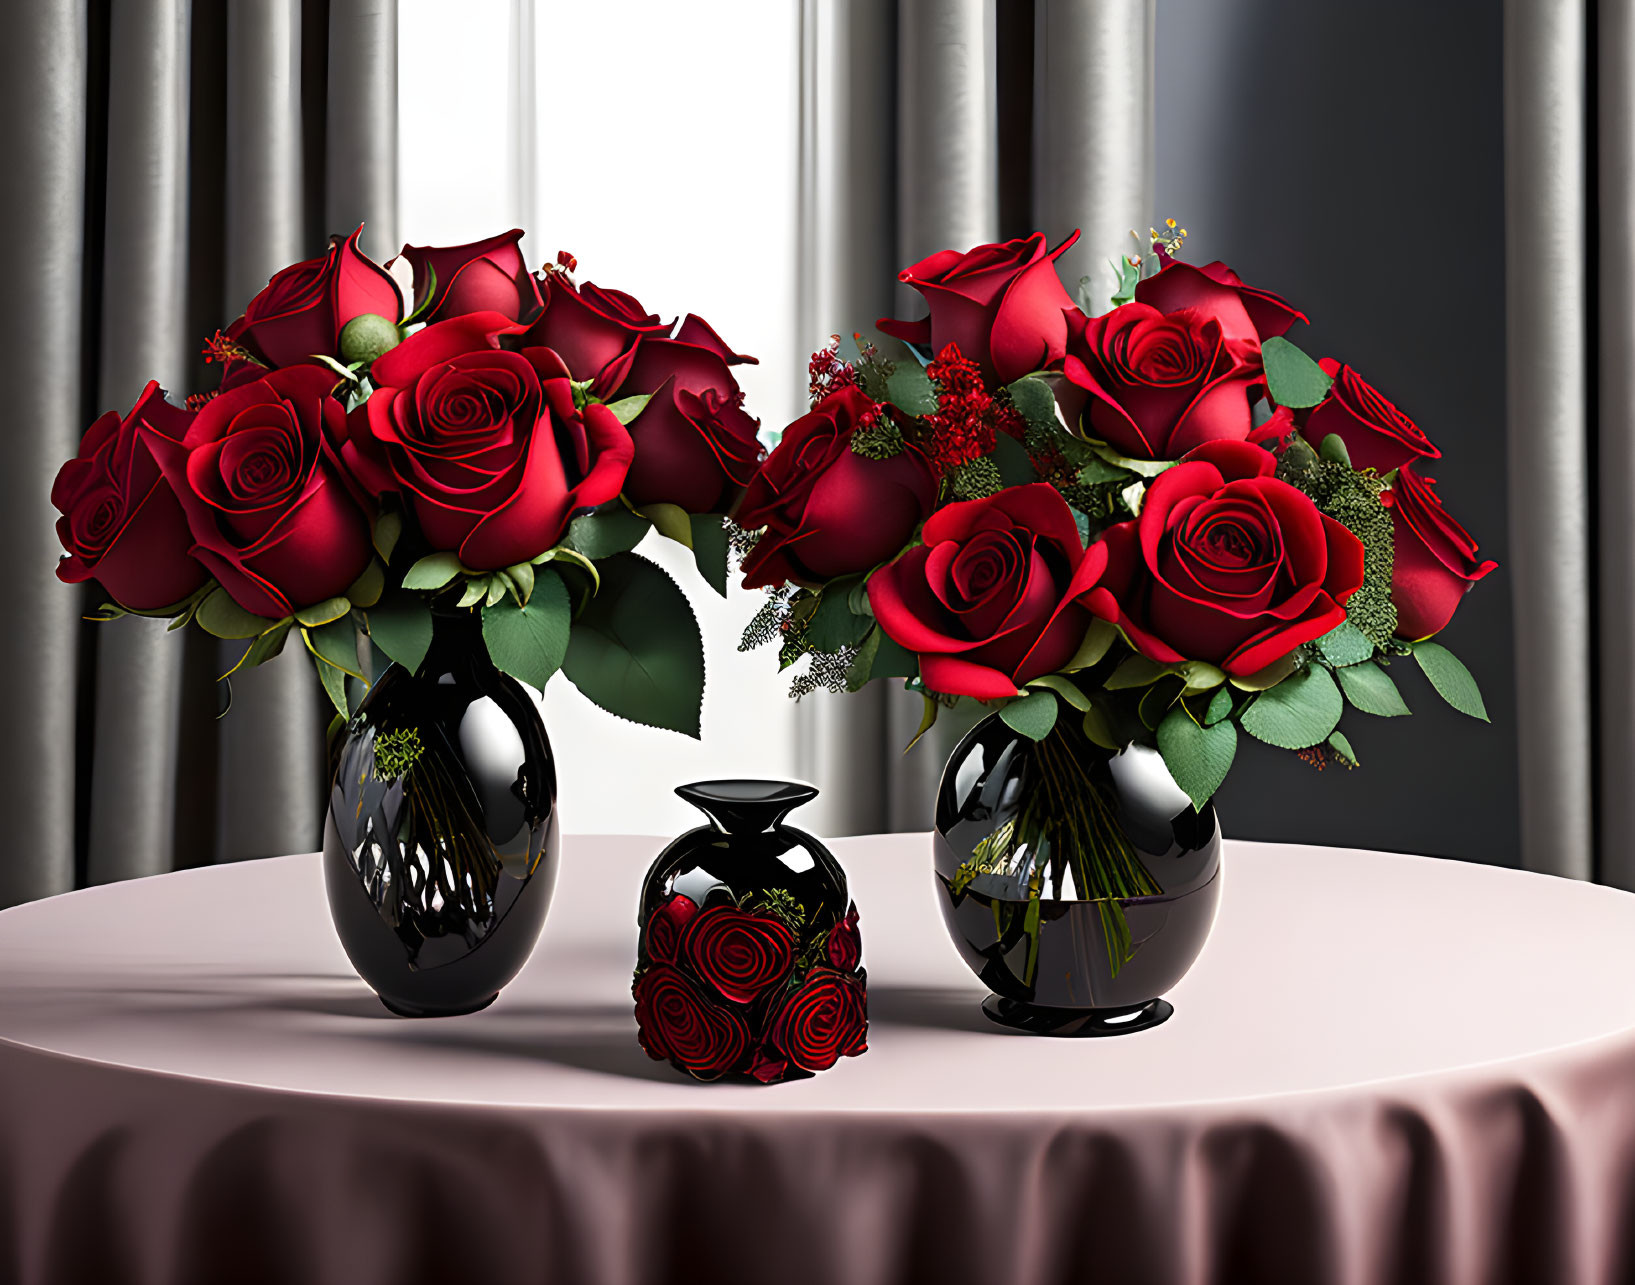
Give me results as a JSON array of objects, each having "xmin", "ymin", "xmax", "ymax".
[
  {"xmin": 805, "ymin": 580, "xmax": 872, "ymax": 652},
  {"xmin": 1177, "ymin": 660, "xmax": 1226, "ymax": 694},
  {"xmin": 1327, "ymin": 730, "xmax": 1359, "ymax": 766},
  {"xmin": 1203, "ymin": 685, "xmax": 1235, "ymax": 726},
  {"xmin": 638, "ymin": 502, "xmax": 693, "ymax": 547},
  {"xmin": 241, "ymin": 619, "xmax": 293, "ymax": 670},
  {"xmin": 314, "ymin": 652, "xmax": 349, "ymax": 717},
  {"xmin": 403, "ymin": 261, "xmax": 438, "ymax": 324},
  {"xmin": 1026, "ymin": 674, "xmax": 1091, "ymax": 711},
  {"xmin": 1000, "ymin": 690, "xmax": 1059, "ymax": 741},
  {"xmin": 1335, "ymin": 660, "xmax": 1411, "ymax": 716},
  {"xmin": 1109, "ymin": 257, "xmax": 1140, "ymax": 308},
  {"xmin": 196, "ymin": 587, "xmax": 282, "ymax": 640},
  {"xmin": 481, "ymin": 567, "xmax": 571, "ymax": 693},
  {"xmin": 845, "ymin": 628, "xmax": 882, "ymax": 693},
  {"xmin": 483, "ymin": 577, "xmax": 507, "ymax": 608},
  {"xmin": 1087, "ymin": 440, "xmax": 1175, "ymax": 478},
  {"xmin": 366, "ymin": 594, "xmax": 433, "ymax": 674},
  {"xmin": 535, "ymin": 545, "xmax": 601, "ymax": 592},
  {"xmin": 992, "ymin": 432, "xmax": 1038, "ymax": 487},
  {"xmin": 1062, "ymin": 618, "xmax": 1119, "ymax": 672},
  {"xmin": 563, "ymin": 552, "xmax": 705, "ymax": 737},
  {"xmin": 562, "ymin": 507, "xmax": 650, "ymax": 559},
  {"xmin": 1316, "ymin": 620, "xmax": 1375, "ymax": 667},
  {"xmin": 1261, "ymin": 336, "xmax": 1333, "ymax": 409},
  {"xmin": 605, "ymin": 393, "xmax": 652, "ymax": 425},
  {"xmin": 504, "ymin": 561, "xmax": 534, "ymax": 605},
  {"xmin": 346, "ymin": 560, "xmax": 385, "ymax": 608},
  {"xmin": 1319, "ymin": 433, "xmax": 1353, "ymax": 468},
  {"xmin": 1082, "ymin": 702, "xmax": 1120, "ymax": 750},
  {"xmin": 1106, "ymin": 654, "xmax": 1172, "ymax": 690},
  {"xmin": 885, "ymin": 363, "xmax": 938, "ymax": 417},
  {"xmin": 1006, "ymin": 375, "xmax": 1057, "ymax": 428},
  {"xmin": 1413, "ymin": 641, "xmax": 1490, "ymax": 721},
  {"xmin": 1229, "ymin": 650, "xmax": 1301, "ymax": 691},
  {"xmin": 371, "ymin": 510, "xmax": 402, "ymax": 563},
  {"xmin": 1077, "ymin": 455, "xmax": 1130, "ymax": 486},
  {"xmin": 856, "ymin": 628, "xmax": 919, "ymax": 685},
  {"xmin": 295, "ymin": 596, "xmax": 353, "ymax": 628},
  {"xmin": 688, "ymin": 515, "xmax": 730, "ymax": 597},
  {"xmin": 1139, "ymin": 676, "xmax": 1184, "ymax": 730},
  {"xmin": 1157, "ymin": 707, "xmax": 1238, "ymax": 811},
  {"xmin": 402, "ymin": 552, "xmax": 467, "ymax": 592},
  {"xmin": 904, "ymin": 693, "xmax": 939, "ymax": 752},
  {"xmin": 302, "ymin": 617, "xmax": 366, "ymax": 680},
  {"xmin": 1239, "ymin": 664, "xmax": 1343, "ymax": 749},
  {"xmin": 456, "ymin": 577, "xmax": 490, "ymax": 609}
]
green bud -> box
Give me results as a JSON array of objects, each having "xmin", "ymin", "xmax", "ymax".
[{"xmin": 339, "ymin": 313, "xmax": 402, "ymax": 367}]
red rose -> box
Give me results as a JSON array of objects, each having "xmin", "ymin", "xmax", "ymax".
[
  {"xmin": 52, "ymin": 382, "xmax": 207, "ymax": 610},
  {"xmin": 144, "ymin": 366, "xmax": 373, "ymax": 618},
  {"xmin": 1134, "ymin": 257, "xmax": 1306, "ymax": 351},
  {"xmin": 350, "ymin": 311, "xmax": 634, "ymax": 570},
  {"xmin": 867, "ymin": 483, "xmax": 1109, "ymax": 700},
  {"xmin": 877, "ymin": 231, "xmax": 1081, "ymax": 384},
  {"xmin": 228, "ymin": 226, "xmax": 402, "ymax": 371},
  {"xmin": 681, "ymin": 905, "xmax": 796, "ymax": 1003},
  {"xmin": 518, "ymin": 273, "xmax": 670, "ymax": 394},
  {"xmin": 824, "ymin": 902, "xmax": 862, "ymax": 971},
  {"xmin": 738, "ymin": 386, "xmax": 935, "ymax": 589},
  {"xmin": 617, "ymin": 330, "xmax": 763, "ymax": 513},
  {"xmin": 1299, "ymin": 361, "xmax": 1441, "ymax": 473},
  {"xmin": 398, "ymin": 229, "xmax": 542, "ymax": 324},
  {"xmin": 766, "ymin": 968, "xmax": 867, "ymax": 1073},
  {"xmin": 1384, "ymin": 465, "xmax": 1497, "ymax": 639},
  {"xmin": 1062, "ymin": 302, "xmax": 1258, "ymax": 460},
  {"xmin": 644, "ymin": 893, "xmax": 699, "ymax": 966},
  {"xmin": 1087, "ymin": 440, "xmax": 1365, "ymax": 676},
  {"xmin": 747, "ymin": 1046, "xmax": 790, "ymax": 1085},
  {"xmin": 633, "ymin": 965, "xmax": 750, "ymax": 1079}
]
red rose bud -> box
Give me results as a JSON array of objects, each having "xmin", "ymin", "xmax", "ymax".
[
  {"xmin": 1134, "ymin": 257, "xmax": 1306, "ymax": 351},
  {"xmin": 143, "ymin": 366, "xmax": 373, "ymax": 619},
  {"xmin": 825, "ymin": 902, "xmax": 862, "ymax": 972},
  {"xmin": 1299, "ymin": 362, "xmax": 1441, "ymax": 474},
  {"xmin": 351, "ymin": 311, "xmax": 634, "ymax": 570},
  {"xmin": 867, "ymin": 483, "xmax": 1109, "ymax": 701},
  {"xmin": 519, "ymin": 274, "xmax": 671, "ymax": 395},
  {"xmin": 766, "ymin": 968, "xmax": 867, "ymax": 1073},
  {"xmin": 644, "ymin": 893, "xmax": 699, "ymax": 966},
  {"xmin": 1384, "ymin": 465, "xmax": 1497, "ymax": 639},
  {"xmin": 1087, "ymin": 440, "xmax": 1364, "ymax": 676},
  {"xmin": 1063, "ymin": 303, "xmax": 1258, "ymax": 460},
  {"xmin": 633, "ymin": 965, "xmax": 750, "ymax": 1079},
  {"xmin": 398, "ymin": 228, "xmax": 542, "ymax": 325},
  {"xmin": 52, "ymin": 382, "xmax": 208, "ymax": 611},
  {"xmin": 738, "ymin": 386, "xmax": 935, "ymax": 590},
  {"xmin": 229, "ymin": 226, "xmax": 402, "ymax": 372},
  {"xmin": 747, "ymin": 1045, "xmax": 790, "ymax": 1085},
  {"xmin": 681, "ymin": 905, "xmax": 796, "ymax": 1004},
  {"xmin": 878, "ymin": 231, "xmax": 1081, "ymax": 384},
  {"xmin": 618, "ymin": 331, "xmax": 763, "ymax": 513}
]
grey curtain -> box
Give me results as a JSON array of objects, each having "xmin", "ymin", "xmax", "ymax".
[
  {"xmin": 0, "ymin": 0, "xmax": 397, "ymax": 906},
  {"xmin": 795, "ymin": 0, "xmax": 1154, "ymax": 836}
]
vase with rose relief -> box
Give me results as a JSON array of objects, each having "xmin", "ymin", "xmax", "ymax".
[
  {"xmin": 633, "ymin": 780, "xmax": 867, "ymax": 1083},
  {"xmin": 323, "ymin": 609, "xmax": 559, "ymax": 1017}
]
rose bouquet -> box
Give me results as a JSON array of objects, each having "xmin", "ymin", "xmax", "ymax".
[
  {"xmin": 53, "ymin": 227, "xmax": 761, "ymax": 735},
  {"xmin": 736, "ymin": 225, "xmax": 1495, "ymax": 985}
]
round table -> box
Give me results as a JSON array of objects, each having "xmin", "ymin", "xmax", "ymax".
[{"xmin": 0, "ymin": 835, "xmax": 1631, "ymax": 1285}]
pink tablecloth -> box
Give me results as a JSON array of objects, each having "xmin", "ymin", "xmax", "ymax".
[{"xmin": 0, "ymin": 835, "xmax": 1631, "ymax": 1285}]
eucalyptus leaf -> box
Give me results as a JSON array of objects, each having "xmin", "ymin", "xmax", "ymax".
[
  {"xmin": 1327, "ymin": 730, "xmax": 1360, "ymax": 766},
  {"xmin": 196, "ymin": 587, "xmax": 282, "ymax": 640},
  {"xmin": 1082, "ymin": 702, "xmax": 1120, "ymax": 750},
  {"xmin": 1239, "ymin": 665, "xmax": 1342, "ymax": 749},
  {"xmin": 1229, "ymin": 650, "xmax": 1301, "ymax": 691},
  {"xmin": 1157, "ymin": 706, "xmax": 1237, "ymax": 811},
  {"xmin": 639, "ymin": 502, "xmax": 693, "ymax": 548},
  {"xmin": 1316, "ymin": 620, "xmax": 1375, "ymax": 667},
  {"xmin": 1063, "ymin": 618, "xmax": 1119, "ymax": 672},
  {"xmin": 303, "ymin": 617, "xmax": 367, "ymax": 681},
  {"xmin": 1106, "ymin": 654, "xmax": 1172, "ymax": 690},
  {"xmin": 505, "ymin": 561, "xmax": 534, "ymax": 605},
  {"xmin": 1413, "ymin": 641, "xmax": 1489, "ymax": 721},
  {"xmin": 484, "ymin": 578, "xmax": 508, "ymax": 608},
  {"xmin": 562, "ymin": 507, "xmax": 650, "ymax": 560},
  {"xmin": 885, "ymin": 363, "xmax": 938, "ymax": 417},
  {"xmin": 1006, "ymin": 375, "xmax": 1057, "ymax": 428},
  {"xmin": 457, "ymin": 577, "xmax": 490, "ymax": 609},
  {"xmin": 1000, "ymin": 689, "xmax": 1059, "ymax": 741},
  {"xmin": 1088, "ymin": 440, "xmax": 1176, "ymax": 478},
  {"xmin": 346, "ymin": 560, "xmax": 385, "ymax": 609},
  {"xmin": 1026, "ymin": 674, "xmax": 1091, "ymax": 711},
  {"xmin": 371, "ymin": 510, "xmax": 402, "ymax": 563},
  {"xmin": 1335, "ymin": 660, "xmax": 1411, "ymax": 717},
  {"xmin": 481, "ymin": 568, "xmax": 571, "ymax": 693},
  {"xmin": 366, "ymin": 594, "xmax": 433, "ymax": 674},
  {"xmin": 688, "ymin": 514, "xmax": 730, "ymax": 597},
  {"xmin": 1203, "ymin": 685, "xmax": 1235, "ymax": 726},
  {"xmin": 402, "ymin": 552, "xmax": 467, "ymax": 592},
  {"xmin": 1261, "ymin": 336, "xmax": 1333, "ymax": 409},
  {"xmin": 295, "ymin": 597, "xmax": 353, "ymax": 628}
]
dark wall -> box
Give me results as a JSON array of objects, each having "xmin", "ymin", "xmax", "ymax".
[{"xmin": 1155, "ymin": 1, "xmax": 1518, "ymax": 865}]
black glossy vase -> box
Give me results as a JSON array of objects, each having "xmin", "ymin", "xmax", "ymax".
[
  {"xmin": 633, "ymin": 781, "xmax": 866, "ymax": 1083},
  {"xmin": 934, "ymin": 712, "xmax": 1220, "ymax": 1036},
  {"xmin": 323, "ymin": 610, "xmax": 559, "ymax": 1017}
]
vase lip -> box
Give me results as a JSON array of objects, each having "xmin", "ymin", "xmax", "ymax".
[{"xmin": 675, "ymin": 779, "xmax": 819, "ymax": 834}]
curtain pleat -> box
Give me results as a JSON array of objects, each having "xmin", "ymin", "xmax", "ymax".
[
  {"xmin": 1504, "ymin": 0, "xmax": 1594, "ymax": 879},
  {"xmin": 325, "ymin": 0, "xmax": 397, "ymax": 252},
  {"xmin": 0, "ymin": 2, "xmax": 88, "ymax": 902},
  {"xmin": 1598, "ymin": 0, "xmax": 1635, "ymax": 889}
]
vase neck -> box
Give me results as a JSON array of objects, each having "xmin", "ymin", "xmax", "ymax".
[
  {"xmin": 414, "ymin": 609, "xmax": 489, "ymax": 680},
  {"xmin": 677, "ymin": 780, "xmax": 819, "ymax": 836}
]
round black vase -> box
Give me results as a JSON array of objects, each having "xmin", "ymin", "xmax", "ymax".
[
  {"xmin": 323, "ymin": 610, "xmax": 559, "ymax": 1017},
  {"xmin": 633, "ymin": 781, "xmax": 867, "ymax": 1083},
  {"xmin": 933, "ymin": 713, "xmax": 1220, "ymax": 1036}
]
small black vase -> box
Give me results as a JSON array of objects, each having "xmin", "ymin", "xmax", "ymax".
[
  {"xmin": 323, "ymin": 610, "xmax": 559, "ymax": 1017},
  {"xmin": 633, "ymin": 781, "xmax": 867, "ymax": 1083},
  {"xmin": 934, "ymin": 712, "xmax": 1220, "ymax": 1036}
]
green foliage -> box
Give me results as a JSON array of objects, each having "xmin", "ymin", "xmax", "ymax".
[
  {"xmin": 295, "ymin": 597, "xmax": 352, "ymax": 628},
  {"xmin": 1240, "ymin": 664, "xmax": 1342, "ymax": 749},
  {"xmin": 373, "ymin": 728, "xmax": 423, "ymax": 779},
  {"xmin": 1203, "ymin": 685, "xmax": 1235, "ymax": 725},
  {"xmin": 1335, "ymin": 660, "xmax": 1410, "ymax": 716},
  {"xmin": 1315, "ymin": 620, "xmax": 1375, "ymax": 667},
  {"xmin": 1063, "ymin": 618, "xmax": 1119, "ymax": 672},
  {"xmin": 402, "ymin": 553, "xmax": 467, "ymax": 592},
  {"xmin": 1412, "ymin": 641, "xmax": 1489, "ymax": 721},
  {"xmin": 845, "ymin": 626, "xmax": 918, "ymax": 691},
  {"xmin": 346, "ymin": 560, "xmax": 385, "ymax": 608},
  {"xmin": 196, "ymin": 588, "xmax": 280, "ymax": 640},
  {"xmin": 366, "ymin": 593, "xmax": 434, "ymax": 674},
  {"xmin": 804, "ymin": 580, "xmax": 873, "ymax": 652},
  {"xmin": 1026, "ymin": 674, "xmax": 1091, "ymax": 711},
  {"xmin": 1006, "ymin": 375, "xmax": 1058, "ymax": 429},
  {"xmin": 637, "ymin": 501, "xmax": 692, "ymax": 547},
  {"xmin": 1327, "ymin": 730, "xmax": 1359, "ymax": 766},
  {"xmin": 689, "ymin": 514, "xmax": 730, "ymax": 597},
  {"xmin": 1280, "ymin": 455, "xmax": 1397, "ymax": 647},
  {"xmin": 371, "ymin": 510, "xmax": 402, "ymax": 563},
  {"xmin": 947, "ymin": 456, "xmax": 1003, "ymax": 500},
  {"xmin": 1229, "ymin": 650, "xmax": 1301, "ymax": 691},
  {"xmin": 1157, "ymin": 706, "xmax": 1237, "ymax": 811},
  {"xmin": 605, "ymin": 393, "xmax": 652, "ymax": 424},
  {"xmin": 481, "ymin": 567, "xmax": 571, "ymax": 693},
  {"xmin": 991, "ymin": 432, "xmax": 1038, "ymax": 487},
  {"xmin": 885, "ymin": 363, "xmax": 938, "ymax": 416},
  {"xmin": 1261, "ymin": 336, "xmax": 1333, "ymax": 409},
  {"xmin": 1105, "ymin": 654, "xmax": 1172, "ymax": 690},
  {"xmin": 1109, "ymin": 257, "xmax": 1141, "ymax": 308},
  {"xmin": 1318, "ymin": 433, "xmax": 1353, "ymax": 467},
  {"xmin": 563, "ymin": 552, "xmax": 705, "ymax": 737},
  {"xmin": 562, "ymin": 506, "xmax": 650, "ymax": 560},
  {"xmin": 1000, "ymin": 689, "xmax": 1058, "ymax": 741}
]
